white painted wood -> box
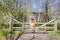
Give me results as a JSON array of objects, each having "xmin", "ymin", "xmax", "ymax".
[
  {"xmin": 9, "ymin": 14, "xmax": 13, "ymax": 30},
  {"xmin": 45, "ymin": 25, "xmax": 46, "ymax": 32},
  {"xmin": 8, "ymin": 13, "xmax": 57, "ymax": 32},
  {"xmin": 54, "ymin": 20, "xmax": 57, "ymax": 32},
  {"xmin": 36, "ymin": 17, "xmax": 55, "ymax": 29}
]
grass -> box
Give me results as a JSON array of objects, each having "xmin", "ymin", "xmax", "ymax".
[
  {"xmin": 0, "ymin": 29, "xmax": 24, "ymax": 39},
  {"xmin": 15, "ymin": 31, "xmax": 24, "ymax": 35},
  {"xmin": 48, "ymin": 30, "xmax": 60, "ymax": 38},
  {"xmin": 57, "ymin": 30, "xmax": 60, "ymax": 37}
]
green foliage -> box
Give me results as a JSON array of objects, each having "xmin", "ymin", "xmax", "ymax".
[
  {"xmin": 46, "ymin": 28, "xmax": 53, "ymax": 31},
  {"xmin": 0, "ymin": 30, "xmax": 3, "ymax": 38},
  {"xmin": 19, "ymin": 31, "xmax": 24, "ymax": 36},
  {"xmin": 2, "ymin": 30, "xmax": 10, "ymax": 36},
  {"xmin": 0, "ymin": 4, "xmax": 8, "ymax": 13},
  {"xmin": 15, "ymin": 31, "xmax": 24, "ymax": 35},
  {"xmin": 1, "ymin": 29, "xmax": 15, "ymax": 37},
  {"xmin": 46, "ymin": 24, "xmax": 54, "ymax": 27},
  {"xmin": 57, "ymin": 23, "xmax": 60, "ymax": 30},
  {"xmin": 0, "ymin": 29, "xmax": 11, "ymax": 37},
  {"xmin": 13, "ymin": 24, "xmax": 22, "ymax": 27},
  {"xmin": 1, "ymin": 24, "xmax": 9, "ymax": 28},
  {"xmin": 15, "ymin": 12, "xmax": 23, "ymax": 21}
]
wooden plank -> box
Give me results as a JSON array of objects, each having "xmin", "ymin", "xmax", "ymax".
[
  {"xmin": 35, "ymin": 27, "xmax": 54, "ymax": 28},
  {"xmin": 13, "ymin": 27, "xmax": 28, "ymax": 31},
  {"xmin": 24, "ymin": 22, "xmax": 54, "ymax": 24}
]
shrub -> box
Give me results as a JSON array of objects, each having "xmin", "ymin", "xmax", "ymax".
[
  {"xmin": 13, "ymin": 24, "xmax": 22, "ymax": 27},
  {"xmin": 57, "ymin": 23, "xmax": 60, "ymax": 30}
]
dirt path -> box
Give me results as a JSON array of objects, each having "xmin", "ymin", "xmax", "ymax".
[{"xmin": 18, "ymin": 33, "xmax": 50, "ymax": 40}]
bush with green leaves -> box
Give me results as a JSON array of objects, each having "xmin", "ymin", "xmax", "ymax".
[
  {"xmin": 13, "ymin": 24, "xmax": 22, "ymax": 27},
  {"xmin": 57, "ymin": 23, "xmax": 60, "ymax": 30}
]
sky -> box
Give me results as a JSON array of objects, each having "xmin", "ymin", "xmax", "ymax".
[
  {"xmin": 17, "ymin": 0, "xmax": 54, "ymax": 12},
  {"xmin": 0, "ymin": 0, "xmax": 58, "ymax": 12},
  {"xmin": 31, "ymin": 0, "xmax": 55, "ymax": 12},
  {"xmin": 31, "ymin": 0, "xmax": 46, "ymax": 12}
]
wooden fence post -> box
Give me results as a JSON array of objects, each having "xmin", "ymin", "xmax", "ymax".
[
  {"xmin": 54, "ymin": 20, "xmax": 57, "ymax": 32},
  {"xmin": 45, "ymin": 25, "xmax": 46, "ymax": 32},
  {"xmin": 9, "ymin": 14, "xmax": 13, "ymax": 40}
]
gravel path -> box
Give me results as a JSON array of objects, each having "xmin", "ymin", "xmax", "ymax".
[{"xmin": 18, "ymin": 33, "xmax": 49, "ymax": 40}]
